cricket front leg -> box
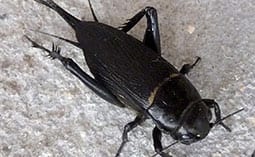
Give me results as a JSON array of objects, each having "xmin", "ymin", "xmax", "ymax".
[{"xmin": 152, "ymin": 127, "xmax": 172, "ymax": 157}]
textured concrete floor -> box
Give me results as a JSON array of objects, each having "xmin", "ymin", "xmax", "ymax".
[{"xmin": 0, "ymin": 0, "xmax": 255, "ymax": 157}]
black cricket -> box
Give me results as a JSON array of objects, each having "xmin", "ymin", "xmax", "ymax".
[{"xmin": 26, "ymin": 0, "xmax": 243, "ymax": 156}]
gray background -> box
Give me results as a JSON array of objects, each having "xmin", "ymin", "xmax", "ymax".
[{"xmin": 0, "ymin": 0, "xmax": 254, "ymax": 157}]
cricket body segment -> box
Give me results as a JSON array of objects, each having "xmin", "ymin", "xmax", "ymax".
[{"xmin": 29, "ymin": 1, "xmax": 243, "ymax": 157}]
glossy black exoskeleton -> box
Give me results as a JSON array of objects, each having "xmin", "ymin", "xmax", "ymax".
[{"xmin": 26, "ymin": 0, "xmax": 243, "ymax": 156}]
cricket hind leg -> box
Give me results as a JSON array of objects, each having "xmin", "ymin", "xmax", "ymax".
[
  {"xmin": 34, "ymin": 0, "xmax": 81, "ymax": 29},
  {"xmin": 119, "ymin": 7, "xmax": 161, "ymax": 54},
  {"xmin": 25, "ymin": 35, "xmax": 125, "ymax": 108}
]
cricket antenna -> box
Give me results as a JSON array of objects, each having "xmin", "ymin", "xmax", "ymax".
[{"xmin": 212, "ymin": 108, "xmax": 244, "ymax": 131}]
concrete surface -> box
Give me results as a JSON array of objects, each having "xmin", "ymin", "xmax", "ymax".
[{"xmin": 0, "ymin": 0, "xmax": 254, "ymax": 157}]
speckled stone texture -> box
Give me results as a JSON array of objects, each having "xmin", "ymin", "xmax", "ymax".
[{"xmin": 0, "ymin": 0, "xmax": 254, "ymax": 157}]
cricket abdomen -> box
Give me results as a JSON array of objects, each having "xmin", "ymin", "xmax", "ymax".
[{"xmin": 75, "ymin": 21, "xmax": 179, "ymax": 110}]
